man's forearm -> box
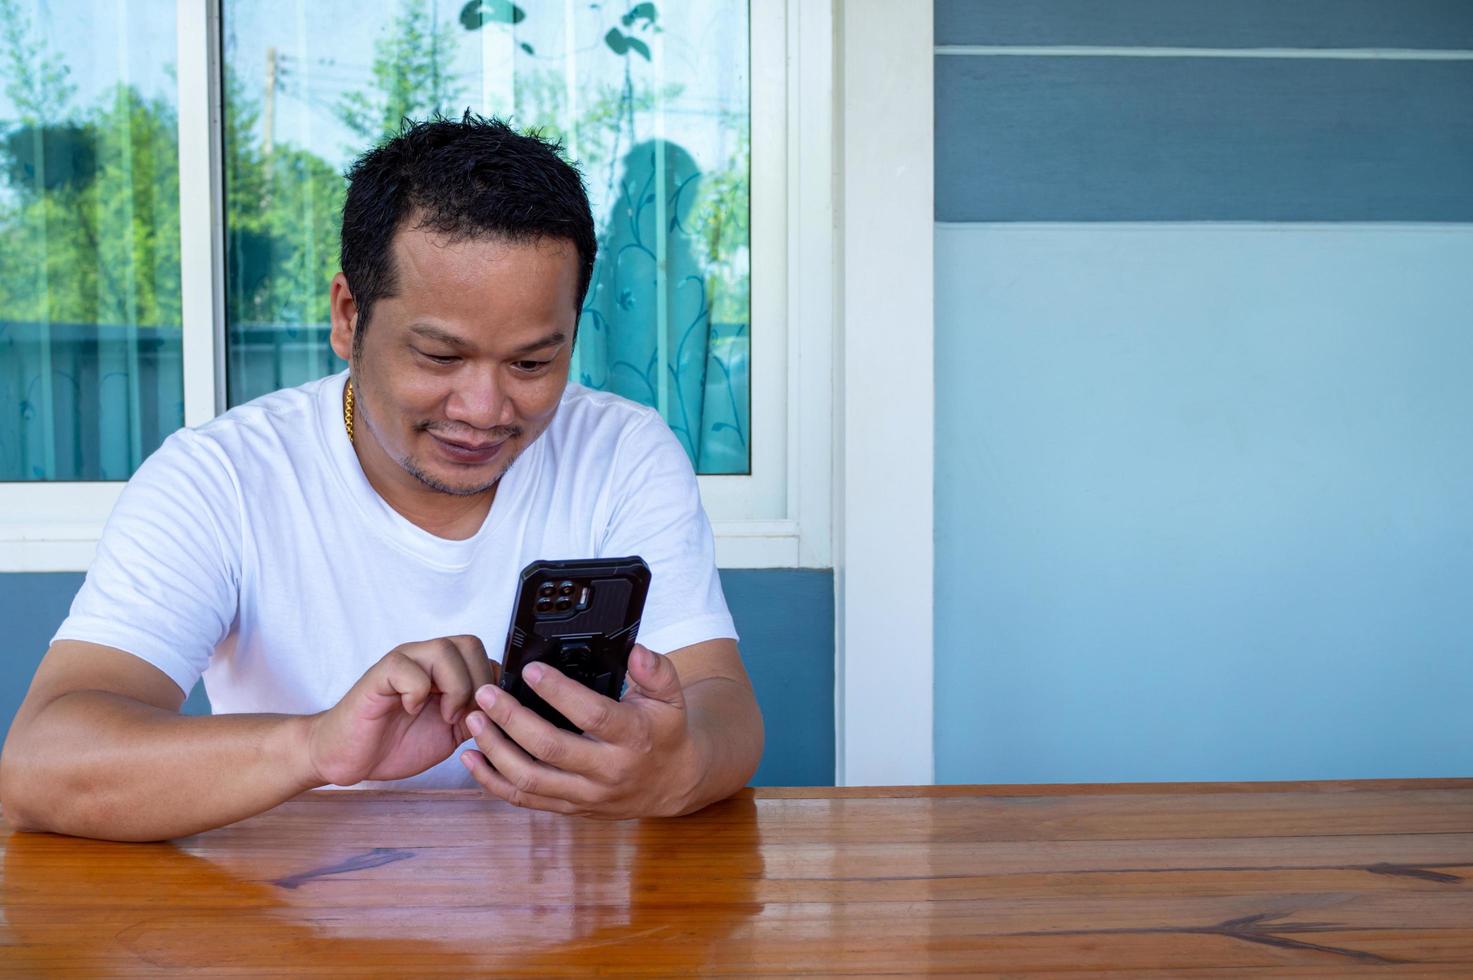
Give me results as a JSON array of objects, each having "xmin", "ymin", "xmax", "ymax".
[
  {"xmin": 679, "ymin": 676, "xmax": 764, "ymax": 814},
  {"xmin": 0, "ymin": 692, "xmax": 321, "ymax": 841}
]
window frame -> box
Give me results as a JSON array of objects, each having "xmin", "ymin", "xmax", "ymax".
[
  {"xmin": 834, "ymin": 0, "xmax": 934, "ymax": 786},
  {"xmin": 0, "ymin": 0, "xmax": 831, "ymax": 572}
]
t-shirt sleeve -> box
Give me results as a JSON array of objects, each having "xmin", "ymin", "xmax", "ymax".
[
  {"xmin": 598, "ymin": 413, "xmax": 737, "ymax": 654},
  {"xmin": 52, "ymin": 428, "xmax": 242, "ymax": 697}
]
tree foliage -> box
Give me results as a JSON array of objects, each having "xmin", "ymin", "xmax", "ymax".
[
  {"xmin": 224, "ymin": 68, "xmax": 344, "ymax": 327},
  {"xmin": 1, "ymin": 0, "xmax": 749, "ymax": 331},
  {"xmin": 0, "ymin": 0, "xmax": 74, "ymax": 124},
  {"xmin": 0, "ymin": 85, "xmax": 182, "ymax": 328},
  {"xmin": 335, "ymin": 0, "xmax": 463, "ymax": 142}
]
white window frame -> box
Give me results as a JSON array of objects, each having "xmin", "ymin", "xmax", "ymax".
[
  {"xmin": 834, "ymin": 0, "xmax": 934, "ymax": 785},
  {"xmin": 0, "ymin": 0, "xmax": 831, "ymax": 573}
]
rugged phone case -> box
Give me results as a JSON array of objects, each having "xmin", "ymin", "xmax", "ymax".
[{"xmin": 499, "ymin": 556, "xmax": 652, "ymax": 733}]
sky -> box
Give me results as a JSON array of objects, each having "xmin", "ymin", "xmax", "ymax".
[
  {"xmin": 0, "ymin": 1, "xmax": 177, "ymax": 118},
  {"xmin": 225, "ymin": 0, "xmax": 748, "ymax": 204},
  {"xmin": 1, "ymin": 0, "xmax": 747, "ymax": 187}
]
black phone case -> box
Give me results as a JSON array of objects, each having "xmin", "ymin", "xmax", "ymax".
[{"xmin": 499, "ymin": 556, "xmax": 652, "ymax": 733}]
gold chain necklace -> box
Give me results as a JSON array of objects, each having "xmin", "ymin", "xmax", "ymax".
[{"xmin": 343, "ymin": 378, "xmax": 354, "ymax": 441}]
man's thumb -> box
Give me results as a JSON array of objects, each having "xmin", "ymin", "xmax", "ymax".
[{"xmin": 626, "ymin": 644, "xmax": 682, "ymax": 703}]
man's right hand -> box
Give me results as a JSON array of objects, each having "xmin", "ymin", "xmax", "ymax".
[{"xmin": 306, "ymin": 635, "xmax": 499, "ymax": 786}]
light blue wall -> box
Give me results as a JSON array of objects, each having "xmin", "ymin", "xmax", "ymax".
[
  {"xmin": 934, "ymin": 0, "xmax": 1473, "ymax": 783},
  {"xmin": 934, "ymin": 226, "xmax": 1473, "ymax": 782},
  {"xmin": 0, "ymin": 568, "xmax": 833, "ymax": 786}
]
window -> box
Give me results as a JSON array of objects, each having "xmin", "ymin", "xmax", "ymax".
[
  {"xmin": 223, "ymin": 0, "xmax": 750, "ymax": 474},
  {"xmin": 0, "ymin": 0, "xmax": 829, "ymax": 571},
  {"xmin": 0, "ymin": 0, "xmax": 182, "ymax": 483}
]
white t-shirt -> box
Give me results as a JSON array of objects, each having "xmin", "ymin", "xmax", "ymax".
[{"xmin": 53, "ymin": 371, "xmax": 737, "ymax": 788}]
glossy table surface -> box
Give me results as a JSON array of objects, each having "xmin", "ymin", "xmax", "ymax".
[{"xmin": 2, "ymin": 779, "xmax": 1471, "ymax": 976}]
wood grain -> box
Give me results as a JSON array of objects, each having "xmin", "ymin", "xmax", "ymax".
[{"xmin": 2, "ymin": 780, "xmax": 1470, "ymax": 976}]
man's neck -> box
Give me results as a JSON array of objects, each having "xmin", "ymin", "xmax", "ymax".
[
  {"xmin": 372, "ymin": 480, "xmax": 498, "ymax": 541},
  {"xmin": 349, "ymin": 424, "xmax": 498, "ymax": 542}
]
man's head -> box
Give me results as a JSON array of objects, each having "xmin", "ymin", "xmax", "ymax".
[{"xmin": 329, "ymin": 114, "xmax": 596, "ymax": 499}]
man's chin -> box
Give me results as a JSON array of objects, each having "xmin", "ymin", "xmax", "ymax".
[{"xmin": 401, "ymin": 457, "xmax": 507, "ymax": 496}]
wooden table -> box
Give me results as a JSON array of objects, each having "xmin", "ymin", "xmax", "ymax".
[{"xmin": 2, "ymin": 779, "xmax": 1470, "ymax": 976}]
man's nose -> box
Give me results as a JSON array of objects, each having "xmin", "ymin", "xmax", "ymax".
[{"xmin": 445, "ymin": 370, "xmax": 514, "ymax": 430}]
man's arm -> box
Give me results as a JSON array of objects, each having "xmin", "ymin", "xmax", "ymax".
[
  {"xmin": 460, "ymin": 638, "xmax": 764, "ymax": 817},
  {"xmin": 0, "ymin": 635, "xmax": 498, "ymax": 841},
  {"xmin": 665, "ymin": 638, "xmax": 765, "ymax": 813},
  {"xmin": 0, "ymin": 641, "xmax": 319, "ymax": 841}
]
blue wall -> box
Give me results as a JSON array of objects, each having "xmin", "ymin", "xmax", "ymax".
[
  {"xmin": 934, "ymin": 0, "xmax": 1473, "ymax": 783},
  {"xmin": 0, "ymin": 568, "xmax": 833, "ymax": 786}
]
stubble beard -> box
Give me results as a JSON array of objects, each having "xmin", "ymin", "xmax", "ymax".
[
  {"xmin": 398, "ymin": 438, "xmax": 523, "ymax": 497},
  {"xmin": 351, "ymin": 369, "xmax": 536, "ymax": 497},
  {"xmin": 397, "ymin": 427, "xmax": 524, "ymax": 492}
]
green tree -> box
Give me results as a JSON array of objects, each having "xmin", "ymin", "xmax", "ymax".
[
  {"xmin": 224, "ymin": 67, "xmax": 343, "ymax": 328},
  {"xmin": 0, "ymin": 0, "xmax": 183, "ymax": 330},
  {"xmin": 0, "ymin": 0, "xmax": 74, "ymax": 124},
  {"xmin": 335, "ymin": 0, "xmax": 464, "ymax": 142},
  {"xmin": 688, "ymin": 110, "xmax": 749, "ymax": 325},
  {"xmin": 510, "ymin": 65, "xmax": 682, "ymax": 190},
  {"xmin": 0, "ymin": 83, "xmax": 182, "ymax": 329},
  {"xmin": 220, "ymin": 0, "xmax": 469, "ymax": 340}
]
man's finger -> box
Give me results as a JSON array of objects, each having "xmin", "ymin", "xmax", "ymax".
[
  {"xmin": 377, "ymin": 650, "xmax": 434, "ymax": 715},
  {"xmin": 401, "ymin": 640, "xmax": 477, "ymax": 724},
  {"xmin": 444, "ymin": 635, "xmax": 498, "ymax": 717},
  {"xmin": 622, "ymin": 644, "xmax": 685, "ymax": 707},
  {"xmin": 519, "ymin": 664, "xmax": 630, "ymax": 741},
  {"xmin": 447, "ymin": 634, "xmax": 495, "ymax": 684},
  {"xmin": 460, "ymin": 749, "xmax": 579, "ymax": 815},
  {"xmin": 473, "ymin": 683, "xmax": 604, "ymax": 771},
  {"xmin": 465, "ymin": 708, "xmax": 603, "ymax": 805}
]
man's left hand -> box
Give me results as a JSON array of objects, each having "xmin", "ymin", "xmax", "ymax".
[{"xmin": 459, "ymin": 643, "xmax": 707, "ymax": 818}]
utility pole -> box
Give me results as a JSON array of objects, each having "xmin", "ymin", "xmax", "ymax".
[{"xmin": 263, "ymin": 46, "xmax": 277, "ymax": 158}]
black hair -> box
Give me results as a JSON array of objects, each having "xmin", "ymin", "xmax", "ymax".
[{"xmin": 339, "ymin": 112, "xmax": 597, "ymax": 356}]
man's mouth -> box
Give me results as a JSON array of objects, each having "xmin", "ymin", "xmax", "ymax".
[{"xmin": 429, "ymin": 432, "xmax": 508, "ymax": 465}]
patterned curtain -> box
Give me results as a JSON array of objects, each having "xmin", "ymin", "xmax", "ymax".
[{"xmin": 576, "ymin": 140, "xmax": 749, "ymax": 474}]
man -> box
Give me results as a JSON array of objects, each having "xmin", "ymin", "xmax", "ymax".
[{"xmin": 0, "ymin": 116, "xmax": 763, "ymax": 841}]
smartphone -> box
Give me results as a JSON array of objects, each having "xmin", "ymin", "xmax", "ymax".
[{"xmin": 499, "ymin": 556, "xmax": 652, "ymax": 733}]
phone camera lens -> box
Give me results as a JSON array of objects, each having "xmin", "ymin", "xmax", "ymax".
[
  {"xmin": 555, "ymin": 596, "xmax": 572, "ymax": 611},
  {"xmin": 535, "ymin": 597, "xmax": 553, "ymax": 613},
  {"xmin": 537, "ymin": 583, "xmax": 555, "ymax": 598},
  {"xmin": 558, "ymin": 581, "xmax": 575, "ymax": 596}
]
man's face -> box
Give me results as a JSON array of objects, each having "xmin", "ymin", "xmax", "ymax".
[{"xmin": 329, "ymin": 225, "xmax": 581, "ymax": 497}]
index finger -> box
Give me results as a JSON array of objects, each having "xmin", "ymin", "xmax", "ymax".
[
  {"xmin": 393, "ymin": 639, "xmax": 476, "ymax": 723},
  {"xmin": 444, "ymin": 634, "xmax": 499, "ymax": 689},
  {"xmin": 523, "ymin": 663, "xmax": 631, "ymax": 742}
]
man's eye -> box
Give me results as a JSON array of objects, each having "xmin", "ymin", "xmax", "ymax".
[
  {"xmin": 417, "ymin": 350, "xmax": 459, "ymax": 365},
  {"xmin": 514, "ymin": 360, "xmax": 551, "ymax": 372}
]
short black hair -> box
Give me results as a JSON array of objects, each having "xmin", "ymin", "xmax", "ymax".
[{"xmin": 339, "ymin": 112, "xmax": 596, "ymax": 356}]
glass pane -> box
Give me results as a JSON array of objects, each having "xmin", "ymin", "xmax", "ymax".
[
  {"xmin": 0, "ymin": 0, "xmax": 182, "ymax": 482},
  {"xmin": 223, "ymin": 0, "xmax": 750, "ymax": 474}
]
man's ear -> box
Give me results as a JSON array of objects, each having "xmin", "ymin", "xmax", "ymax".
[{"xmin": 328, "ymin": 272, "xmax": 358, "ymax": 362}]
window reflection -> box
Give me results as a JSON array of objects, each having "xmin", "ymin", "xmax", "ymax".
[
  {"xmin": 0, "ymin": 0, "xmax": 183, "ymax": 482},
  {"xmin": 223, "ymin": 0, "xmax": 751, "ymax": 473}
]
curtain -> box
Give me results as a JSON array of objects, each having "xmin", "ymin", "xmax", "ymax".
[{"xmin": 577, "ymin": 139, "xmax": 749, "ymax": 474}]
